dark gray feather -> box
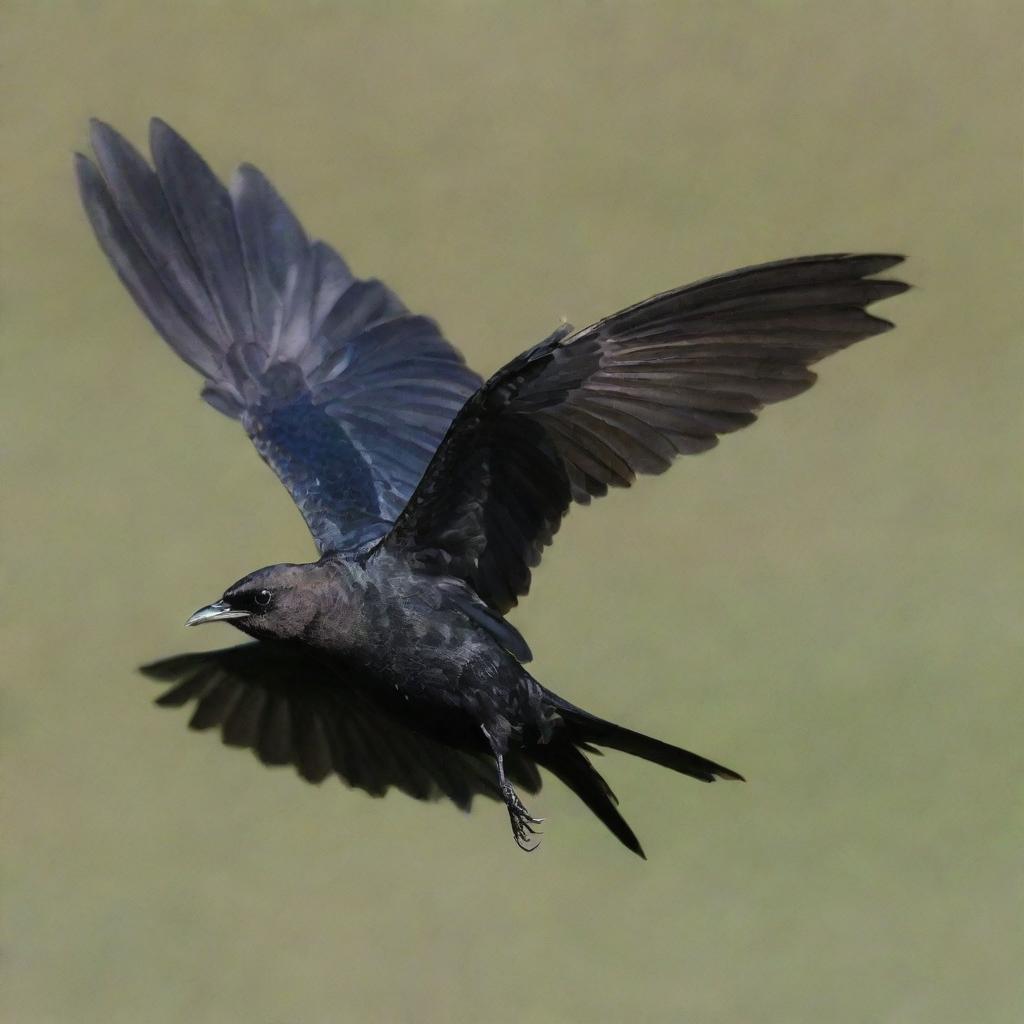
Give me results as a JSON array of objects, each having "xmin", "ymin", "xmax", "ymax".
[
  {"xmin": 141, "ymin": 643, "xmax": 542, "ymax": 808},
  {"xmin": 77, "ymin": 119, "xmax": 481, "ymax": 554},
  {"xmin": 385, "ymin": 255, "xmax": 909, "ymax": 613}
]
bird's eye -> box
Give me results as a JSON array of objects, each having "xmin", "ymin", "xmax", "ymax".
[{"xmin": 254, "ymin": 589, "xmax": 272, "ymax": 609}]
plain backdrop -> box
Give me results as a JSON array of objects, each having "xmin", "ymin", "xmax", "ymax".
[{"xmin": 3, "ymin": 3, "xmax": 1021, "ymax": 1022}]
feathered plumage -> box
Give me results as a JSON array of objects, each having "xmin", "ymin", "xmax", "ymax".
[
  {"xmin": 77, "ymin": 119, "xmax": 907, "ymax": 855},
  {"xmin": 77, "ymin": 119, "xmax": 480, "ymax": 554}
]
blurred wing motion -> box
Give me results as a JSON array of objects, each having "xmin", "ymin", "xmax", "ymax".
[
  {"xmin": 385, "ymin": 254, "xmax": 908, "ymax": 612},
  {"xmin": 76, "ymin": 119, "xmax": 480, "ymax": 553},
  {"xmin": 141, "ymin": 643, "xmax": 541, "ymax": 808}
]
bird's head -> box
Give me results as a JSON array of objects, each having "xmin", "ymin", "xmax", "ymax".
[{"xmin": 185, "ymin": 562, "xmax": 329, "ymax": 641}]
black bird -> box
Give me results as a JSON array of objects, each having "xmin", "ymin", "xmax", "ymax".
[{"xmin": 76, "ymin": 119, "xmax": 907, "ymax": 857}]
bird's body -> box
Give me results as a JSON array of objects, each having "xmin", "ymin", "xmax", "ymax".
[
  {"xmin": 256, "ymin": 552, "xmax": 546, "ymax": 749},
  {"xmin": 77, "ymin": 118, "xmax": 907, "ymax": 856}
]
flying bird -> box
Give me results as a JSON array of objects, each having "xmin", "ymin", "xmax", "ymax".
[{"xmin": 76, "ymin": 118, "xmax": 907, "ymax": 856}]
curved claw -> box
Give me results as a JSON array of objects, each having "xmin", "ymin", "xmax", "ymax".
[
  {"xmin": 508, "ymin": 801, "xmax": 544, "ymax": 852},
  {"xmin": 512, "ymin": 819, "xmax": 543, "ymax": 852},
  {"xmin": 497, "ymin": 768, "xmax": 545, "ymax": 852}
]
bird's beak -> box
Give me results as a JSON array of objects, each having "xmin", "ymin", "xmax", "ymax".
[{"xmin": 185, "ymin": 600, "xmax": 251, "ymax": 627}]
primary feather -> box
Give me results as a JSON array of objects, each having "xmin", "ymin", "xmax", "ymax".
[
  {"xmin": 76, "ymin": 118, "xmax": 480, "ymax": 554},
  {"xmin": 385, "ymin": 254, "xmax": 908, "ymax": 613}
]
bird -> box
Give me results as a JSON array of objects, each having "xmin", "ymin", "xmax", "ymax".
[{"xmin": 76, "ymin": 117, "xmax": 908, "ymax": 857}]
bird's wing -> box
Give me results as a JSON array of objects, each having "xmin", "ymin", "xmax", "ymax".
[
  {"xmin": 383, "ymin": 254, "xmax": 908, "ymax": 613},
  {"xmin": 76, "ymin": 120, "xmax": 481, "ymax": 554},
  {"xmin": 141, "ymin": 643, "xmax": 541, "ymax": 806}
]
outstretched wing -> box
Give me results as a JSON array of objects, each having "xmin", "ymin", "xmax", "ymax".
[
  {"xmin": 141, "ymin": 643, "xmax": 541, "ymax": 807},
  {"xmin": 76, "ymin": 119, "xmax": 481, "ymax": 553},
  {"xmin": 384, "ymin": 254, "xmax": 909, "ymax": 613}
]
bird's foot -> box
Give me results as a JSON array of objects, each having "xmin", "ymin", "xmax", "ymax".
[{"xmin": 504, "ymin": 787, "xmax": 544, "ymax": 852}]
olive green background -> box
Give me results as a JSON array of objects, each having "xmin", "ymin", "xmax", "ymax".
[{"xmin": 3, "ymin": 3, "xmax": 1021, "ymax": 1022}]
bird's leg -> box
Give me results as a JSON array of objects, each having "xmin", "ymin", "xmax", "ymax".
[{"xmin": 482, "ymin": 725, "xmax": 544, "ymax": 852}]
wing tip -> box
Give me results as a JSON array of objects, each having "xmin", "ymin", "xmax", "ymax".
[
  {"xmin": 72, "ymin": 150, "xmax": 96, "ymax": 184},
  {"xmin": 850, "ymin": 251, "xmax": 905, "ymax": 268},
  {"xmin": 148, "ymin": 115, "xmax": 175, "ymax": 144},
  {"xmin": 87, "ymin": 116, "xmax": 117, "ymax": 147},
  {"xmin": 88, "ymin": 116, "xmax": 120, "ymax": 151},
  {"xmin": 811, "ymin": 252, "xmax": 905, "ymax": 271},
  {"xmin": 148, "ymin": 116, "xmax": 202, "ymax": 171}
]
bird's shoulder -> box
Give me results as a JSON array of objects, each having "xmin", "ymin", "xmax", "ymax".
[{"xmin": 360, "ymin": 547, "xmax": 533, "ymax": 665}]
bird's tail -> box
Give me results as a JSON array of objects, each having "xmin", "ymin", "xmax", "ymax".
[
  {"xmin": 550, "ymin": 697, "xmax": 744, "ymax": 784},
  {"xmin": 531, "ymin": 699, "xmax": 742, "ymax": 857},
  {"xmin": 533, "ymin": 741, "xmax": 646, "ymax": 859}
]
